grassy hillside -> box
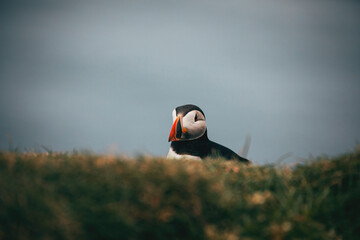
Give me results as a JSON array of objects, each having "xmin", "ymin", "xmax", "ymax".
[{"xmin": 0, "ymin": 149, "xmax": 359, "ymax": 240}]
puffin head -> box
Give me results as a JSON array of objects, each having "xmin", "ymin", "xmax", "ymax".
[{"xmin": 168, "ymin": 104, "xmax": 207, "ymax": 142}]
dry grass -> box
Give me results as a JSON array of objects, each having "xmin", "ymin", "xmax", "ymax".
[{"xmin": 0, "ymin": 149, "xmax": 359, "ymax": 240}]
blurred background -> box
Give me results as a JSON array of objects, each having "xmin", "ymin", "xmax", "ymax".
[{"xmin": 1, "ymin": 0, "xmax": 359, "ymax": 164}]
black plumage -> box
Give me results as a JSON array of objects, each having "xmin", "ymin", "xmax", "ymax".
[
  {"xmin": 170, "ymin": 130, "xmax": 249, "ymax": 163},
  {"xmin": 168, "ymin": 104, "xmax": 250, "ymax": 163}
]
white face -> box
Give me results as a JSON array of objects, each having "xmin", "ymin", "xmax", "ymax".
[{"xmin": 172, "ymin": 109, "xmax": 207, "ymax": 141}]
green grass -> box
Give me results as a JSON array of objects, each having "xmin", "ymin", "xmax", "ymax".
[{"xmin": 0, "ymin": 149, "xmax": 359, "ymax": 240}]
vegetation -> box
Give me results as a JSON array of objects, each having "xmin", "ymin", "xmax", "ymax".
[{"xmin": 0, "ymin": 148, "xmax": 359, "ymax": 240}]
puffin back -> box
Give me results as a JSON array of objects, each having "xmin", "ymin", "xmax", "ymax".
[{"xmin": 208, "ymin": 140, "xmax": 250, "ymax": 163}]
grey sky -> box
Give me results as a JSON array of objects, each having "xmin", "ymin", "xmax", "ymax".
[{"xmin": 1, "ymin": 0, "xmax": 360, "ymax": 163}]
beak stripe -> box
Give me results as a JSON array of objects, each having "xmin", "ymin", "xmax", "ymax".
[
  {"xmin": 168, "ymin": 116, "xmax": 181, "ymax": 142},
  {"xmin": 176, "ymin": 118, "xmax": 182, "ymax": 139}
]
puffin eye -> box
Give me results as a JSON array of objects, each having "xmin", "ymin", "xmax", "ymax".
[{"xmin": 194, "ymin": 114, "xmax": 198, "ymax": 122}]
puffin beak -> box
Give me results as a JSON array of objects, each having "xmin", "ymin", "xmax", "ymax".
[{"xmin": 168, "ymin": 116, "xmax": 184, "ymax": 142}]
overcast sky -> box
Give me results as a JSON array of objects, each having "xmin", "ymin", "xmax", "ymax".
[{"xmin": 1, "ymin": 0, "xmax": 360, "ymax": 164}]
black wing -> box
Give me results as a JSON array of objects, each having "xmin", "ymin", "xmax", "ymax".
[{"xmin": 208, "ymin": 141, "xmax": 250, "ymax": 163}]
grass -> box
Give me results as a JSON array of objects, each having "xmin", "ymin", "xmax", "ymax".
[{"xmin": 0, "ymin": 149, "xmax": 359, "ymax": 240}]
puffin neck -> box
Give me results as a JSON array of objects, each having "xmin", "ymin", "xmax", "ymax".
[
  {"xmin": 170, "ymin": 130, "xmax": 209, "ymax": 157},
  {"xmin": 191, "ymin": 130, "xmax": 209, "ymax": 142},
  {"xmin": 171, "ymin": 130, "xmax": 209, "ymax": 148}
]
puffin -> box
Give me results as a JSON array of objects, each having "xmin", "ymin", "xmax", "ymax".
[{"xmin": 167, "ymin": 104, "xmax": 250, "ymax": 163}]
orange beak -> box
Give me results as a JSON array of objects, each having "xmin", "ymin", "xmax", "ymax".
[{"xmin": 168, "ymin": 116, "xmax": 187, "ymax": 142}]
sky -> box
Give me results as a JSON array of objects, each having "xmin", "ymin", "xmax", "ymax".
[{"xmin": 1, "ymin": 0, "xmax": 360, "ymax": 164}]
